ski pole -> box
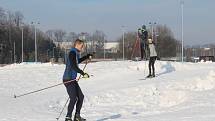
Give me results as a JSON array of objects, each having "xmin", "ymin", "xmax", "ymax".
[
  {"xmin": 56, "ymin": 97, "xmax": 70, "ymax": 120},
  {"xmin": 14, "ymin": 54, "xmax": 93, "ymax": 99},
  {"xmin": 56, "ymin": 59, "xmax": 90, "ymax": 120},
  {"xmin": 14, "ymin": 77, "xmax": 81, "ymax": 98},
  {"xmin": 14, "ymin": 57, "xmax": 92, "ymax": 99}
]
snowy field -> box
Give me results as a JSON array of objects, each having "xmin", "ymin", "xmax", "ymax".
[{"xmin": 0, "ymin": 61, "xmax": 215, "ymax": 121}]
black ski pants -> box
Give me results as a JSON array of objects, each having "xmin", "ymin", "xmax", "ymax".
[
  {"xmin": 65, "ymin": 81, "xmax": 84, "ymax": 117},
  {"xmin": 140, "ymin": 41, "xmax": 148, "ymax": 60},
  {"xmin": 148, "ymin": 56, "xmax": 157, "ymax": 75}
]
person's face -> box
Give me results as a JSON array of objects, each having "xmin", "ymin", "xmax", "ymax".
[
  {"xmin": 148, "ymin": 39, "xmax": 152, "ymax": 44},
  {"xmin": 76, "ymin": 43, "xmax": 85, "ymax": 52}
]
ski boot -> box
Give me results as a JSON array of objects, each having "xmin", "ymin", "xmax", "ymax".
[
  {"xmin": 146, "ymin": 74, "xmax": 152, "ymax": 78},
  {"xmin": 151, "ymin": 71, "xmax": 156, "ymax": 77},
  {"xmin": 65, "ymin": 116, "xmax": 73, "ymax": 121},
  {"xmin": 74, "ymin": 114, "xmax": 86, "ymax": 121}
]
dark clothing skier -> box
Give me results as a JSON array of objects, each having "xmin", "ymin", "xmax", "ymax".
[
  {"xmin": 63, "ymin": 39, "xmax": 92, "ymax": 121},
  {"xmin": 147, "ymin": 38, "xmax": 157, "ymax": 78},
  {"xmin": 138, "ymin": 25, "xmax": 148, "ymax": 60}
]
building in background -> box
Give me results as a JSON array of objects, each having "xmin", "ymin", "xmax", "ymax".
[
  {"xmin": 104, "ymin": 41, "xmax": 119, "ymax": 53},
  {"xmin": 185, "ymin": 44, "xmax": 215, "ymax": 62}
]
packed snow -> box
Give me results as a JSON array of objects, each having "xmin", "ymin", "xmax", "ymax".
[{"xmin": 0, "ymin": 61, "xmax": 215, "ymax": 121}]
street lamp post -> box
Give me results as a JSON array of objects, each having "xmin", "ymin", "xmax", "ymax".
[
  {"xmin": 149, "ymin": 22, "xmax": 158, "ymax": 57},
  {"xmin": 13, "ymin": 42, "xmax": 16, "ymax": 63},
  {"xmin": 103, "ymin": 36, "xmax": 106, "ymax": 60},
  {"xmin": 21, "ymin": 27, "xmax": 24, "ymax": 63},
  {"xmin": 181, "ymin": 0, "xmax": 184, "ymax": 62},
  {"xmin": 149, "ymin": 22, "xmax": 153, "ymax": 41},
  {"xmin": 31, "ymin": 22, "xmax": 40, "ymax": 62},
  {"xmin": 213, "ymin": 48, "xmax": 215, "ymax": 57},
  {"xmin": 47, "ymin": 49, "xmax": 50, "ymax": 58},
  {"xmin": 122, "ymin": 26, "xmax": 125, "ymax": 60},
  {"xmin": 149, "ymin": 22, "xmax": 157, "ymax": 42},
  {"xmin": 34, "ymin": 24, "xmax": 37, "ymax": 62},
  {"xmin": 53, "ymin": 47, "xmax": 56, "ymax": 58}
]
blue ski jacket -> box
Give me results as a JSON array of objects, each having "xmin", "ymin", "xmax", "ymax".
[{"xmin": 63, "ymin": 48, "xmax": 84, "ymax": 81}]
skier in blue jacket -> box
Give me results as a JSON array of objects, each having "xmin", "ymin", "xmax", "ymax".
[{"xmin": 63, "ymin": 39, "xmax": 92, "ymax": 121}]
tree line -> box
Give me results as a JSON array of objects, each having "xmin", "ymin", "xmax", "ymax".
[
  {"xmin": 1, "ymin": 6, "xmax": 182, "ymax": 64},
  {"xmin": 0, "ymin": 7, "xmax": 55, "ymax": 64},
  {"xmin": 45, "ymin": 29, "xmax": 106, "ymax": 58}
]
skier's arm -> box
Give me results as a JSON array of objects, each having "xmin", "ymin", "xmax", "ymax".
[
  {"xmin": 79, "ymin": 53, "xmax": 93, "ymax": 63},
  {"xmin": 138, "ymin": 28, "xmax": 142, "ymax": 37},
  {"xmin": 79, "ymin": 55, "xmax": 88, "ymax": 63},
  {"xmin": 69, "ymin": 51, "xmax": 85, "ymax": 75}
]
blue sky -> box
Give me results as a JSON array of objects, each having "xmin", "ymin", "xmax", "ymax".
[{"xmin": 1, "ymin": 0, "xmax": 215, "ymax": 45}]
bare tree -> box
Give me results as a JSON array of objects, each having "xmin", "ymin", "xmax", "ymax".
[
  {"xmin": 88, "ymin": 30, "xmax": 105, "ymax": 58},
  {"xmin": 54, "ymin": 29, "xmax": 66, "ymax": 42},
  {"xmin": 45, "ymin": 30, "xmax": 54, "ymax": 40},
  {"xmin": 67, "ymin": 32, "xmax": 78, "ymax": 42},
  {"xmin": 14, "ymin": 11, "xmax": 24, "ymax": 27},
  {"xmin": 0, "ymin": 7, "xmax": 57, "ymax": 63},
  {"xmin": 156, "ymin": 25, "xmax": 178, "ymax": 58},
  {"xmin": 0, "ymin": 7, "xmax": 7, "ymax": 24},
  {"xmin": 118, "ymin": 32, "xmax": 136, "ymax": 59},
  {"xmin": 91, "ymin": 30, "xmax": 105, "ymax": 51}
]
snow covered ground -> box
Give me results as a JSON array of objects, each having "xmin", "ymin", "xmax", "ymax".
[{"xmin": 0, "ymin": 61, "xmax": 215, "ymax": 121}]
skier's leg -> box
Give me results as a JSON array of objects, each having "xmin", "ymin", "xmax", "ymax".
[
  {"xmin": 74, "ymin": 83, "xmax": 85, "ymax": 121},
  {"xmin": 140, "ymin": 42, "xmax": 144, "ymax": 60},
  {"xmin": 152, "ymin": 57, "xmax": 156, "ymax": 76},
  {"xmin": 65, "ymin": 82, "xmax": 77, "ymax": 118},
  {"xmin": 148, "ymin": 57, "xmax": 152, "ymax": 77},
  {"xmin": 75, "ymin": 83, "xmax": 84, "ymax": 114},
  {"xmin": 145, "ymin": 44, "xmax": 149, "ymax": 60},
  {"xmin": 143, "ymin": 43, "xmax": 146, "ymax": 60}
]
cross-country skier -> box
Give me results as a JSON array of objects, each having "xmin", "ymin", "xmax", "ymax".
[
  {"xmin": 138, "ymin": 25, "xmax": 148, "ymax": 60},
  {"xmin": 63, "ymin": 39, "xmax": 93, "ymax": 121},
  {"xmin": 147, "ymin": 38, "xmax": 157, "ymax": 78}
]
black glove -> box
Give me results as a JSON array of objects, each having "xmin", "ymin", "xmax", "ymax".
[
  {"xmin": 86, "ymin": 54, "xmax": 93, "ymax": 59},
  {"xmin": 82, "ymin": 73, "xmax": 90, "ymax": 78}
]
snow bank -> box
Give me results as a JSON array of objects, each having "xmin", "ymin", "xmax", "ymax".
[
  {"xmin": 159, "ymin": 90, "xmax": 187, "ymax": 107},
  {"xmin": 128, "ymin": 61, "xmax": 201, "ymax": 73},
  {"xmin": 85, "ymin": 84, "xmax": 188, "ymax": 110},
  {"xmin": 176, "ymin": 70, "xmax": 215, "ymax": 91}
]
